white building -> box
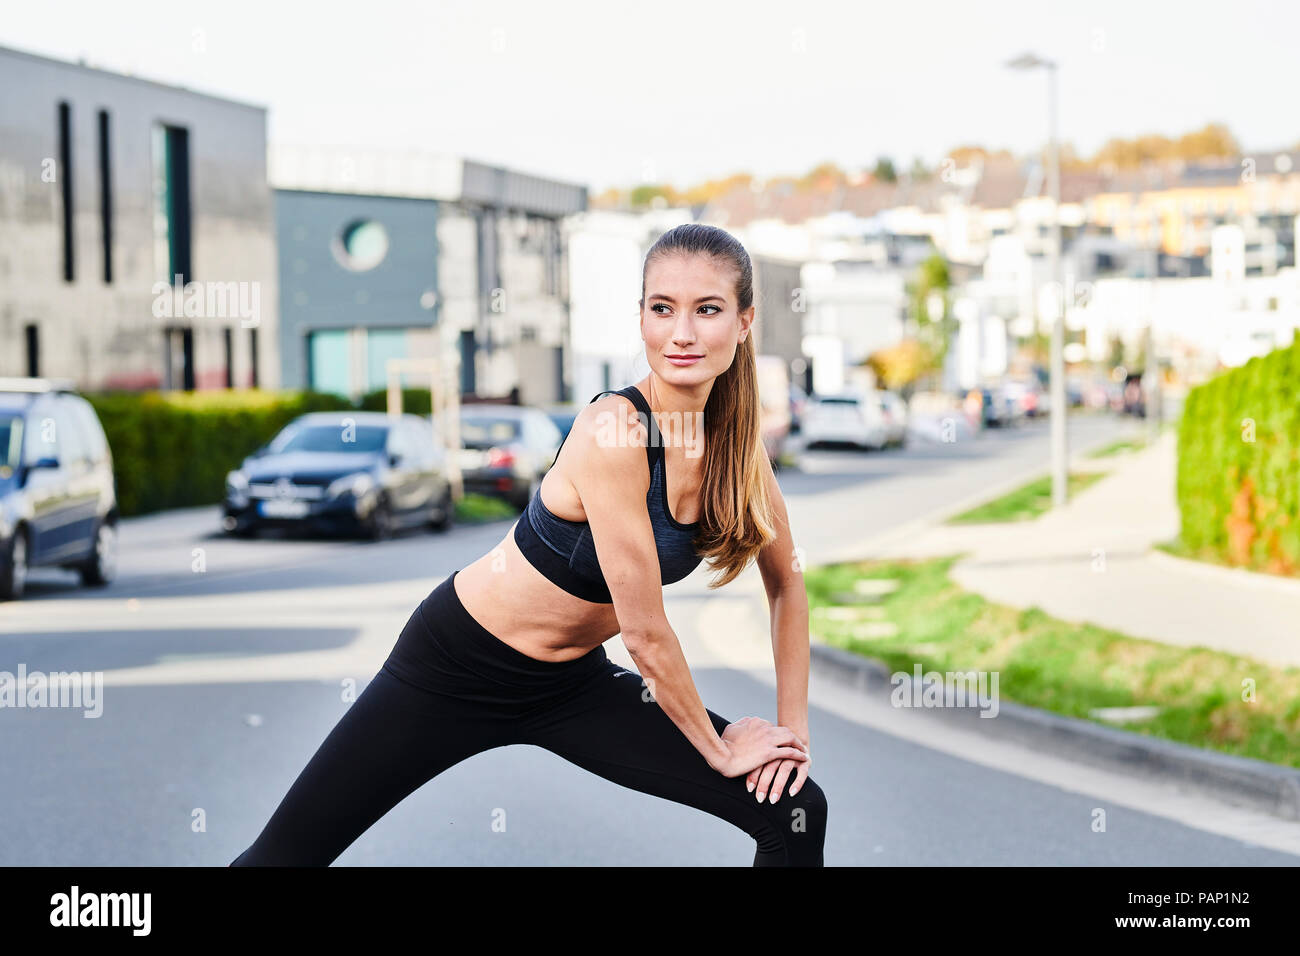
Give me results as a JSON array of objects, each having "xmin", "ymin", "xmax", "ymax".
[
  {"xmin": 564, "ymin": 207, "xmax": 692, "ymax": 401},
  {"xmin": 798, "ymin": 261, "xmax": 907, "ymax": 393},
  {"xmin": 1073, "ymin": 268, "xmax": 1300, "ymax": 381}
]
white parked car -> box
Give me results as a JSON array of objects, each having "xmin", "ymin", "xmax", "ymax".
[
  {"xmin": 878, "ymin": 390, "xmax": 908, "ymax": 448},
  {"xmin": 800, "ymin": 390, "xmax": 890, "ymax": 451}
]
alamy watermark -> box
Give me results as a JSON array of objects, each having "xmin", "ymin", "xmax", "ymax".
[
  {"xmin": 151, "ymin": 276, "xmax": 261, "ymax": 328},
  {"xmin": 891, "ymin": 664, "xmax": 999, "ymax": 718},
  {"xmin": 1, "ymin": 664, "xmax": 103, "ymax": 717},
  {"xmin": 50, "ymin": 885, "xmax": 150, "ymax": 935},
  {"xmin": 593, "ymin": 408, "xmax": 705, "ymax": 459}
]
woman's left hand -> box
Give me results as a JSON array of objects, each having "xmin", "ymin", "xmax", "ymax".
[{"xmin": 746, "ymin": 729, "xmax": 810, "ymax": 804}]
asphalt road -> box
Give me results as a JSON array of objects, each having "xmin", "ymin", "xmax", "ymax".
[{"xmin": 3, "ymin": 411, "xmax": 1298, "ymax": 865}]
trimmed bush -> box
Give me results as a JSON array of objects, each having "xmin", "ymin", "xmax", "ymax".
[
  {"xmin": 357, "ymin": 387, "xmax": 432, "ymax": 415},
  {"xmin": 1176, "ymin": 333, "xmax": 1300, "ymax": 575},
  {"xmin": 84, "ymin": 389, "xmax": 353, "ymax": 517}
]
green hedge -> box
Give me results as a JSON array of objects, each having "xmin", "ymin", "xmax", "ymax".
[
  {"xmin": 84, "ymin": 389, "xmax": 354, "ymax": 517},
  {"xmin": 357, "ymin": 387, "xmax": 432, "ymax": 415},
  {"xmin": 1176, "ymin": 333, "xmax": 1300, "ymax": 574}
]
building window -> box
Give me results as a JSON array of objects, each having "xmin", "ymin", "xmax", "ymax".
[
  {"xmin": 308, "ymin": 329, "xmax": 351, "ymax": 396},
  {"xmin": 224, "ymin": 327, "xmax": 234, "ymax": 388},
  {"xmin": 58, "ymin": 101, "xmax": 74, "ymax": 282},
  {"xmin": 24, "ymin": 324, "xmax": 39, "ymax": 377},
  {"xmin": 249, "ymin": 327, "xmax": 260, "ymax": 387},
  {"xmin": 459, "ymin": 329, "xmax": 477, "ymax": 395},
  {"xmin": 307, "ymin": 327, "xmax": 411, "ymax": 396},
  {"xmin": 365, "ymin": 328, "xmax": 407, "ymax": 391},
  {"xmin": 98, "ymin": 109, "xmax": 113, "ymax": 283},
  {"xmin": 152, "ymin": 124, "xmax": 192, "ymax": 285},
  {"xmin": 164, "ymin": 326, "xmax": 195, "ymax": 391},
  {"xmin": 332, "ymin": 220, "xmax": 389, "ymax": 271},
  {"xmin": 545, "ymin": 219, "xmax": 560, "ymax": 296}
]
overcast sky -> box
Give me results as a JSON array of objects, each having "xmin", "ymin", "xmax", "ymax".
[{"xmin": 4, "ymin": 0, "xmax": 1295, "ymax": 193}]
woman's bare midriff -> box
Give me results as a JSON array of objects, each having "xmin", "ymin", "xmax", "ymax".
[
  {"xmin": 452, "ymin": 520, "xmax": 624, "ymax": 662},
  {"xmin": 452, "ymin": 383, "xmax": 703, "ymax": 664}
]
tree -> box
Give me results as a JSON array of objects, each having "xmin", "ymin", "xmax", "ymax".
[
  {"xmin": 1175, "ymin": 122, "xmax": 1239, "ymax": 160},
  {"xmin": 1107, "ymin": 333, "xmax": 1125, "ymax": 370},
  {"xmin": 872, "ymin": 157, "xmax": 897, "ymax": 183},
  {"xmin": 798, "ymin": 162, "xmax": 849, "ymax": 191},
  {"xmin": 1092, "ymin": 123, "xmax": 1240, "ymax": 168},
  {"xmin": 629, "ymin": 184, "xmax": 677, "ymax": 208},
  {"xmin": 866, "ymin": 339, "xmax": 931, "ymax": 401},
  {"xmin": 903, "ymin": 251, "xmax": 954, "ymax": 385},
  {"xmin": 683, "ymin": 172, "xmax": 755, "ymax": 206}
]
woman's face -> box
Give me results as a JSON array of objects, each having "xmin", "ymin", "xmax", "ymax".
[{"xmin": 640, "ymin": 253, "xmax": 754, "ymax": 387}]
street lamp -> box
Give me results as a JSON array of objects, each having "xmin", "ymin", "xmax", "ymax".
[{"xmin": 1006, "ymin": 51, "xmax": 1068, "ymax": 508}]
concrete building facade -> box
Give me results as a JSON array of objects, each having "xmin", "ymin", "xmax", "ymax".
[
  {"xmin": 270, "ymin": 146, "xmax": 585, "ymax": 404},
  {"xmin": 0, "ymin": 44, "xmax": 278, "ymax": 390},
  {"xmin": 275, "ymin": 189, "xmax": 441, "ymax": 396}
]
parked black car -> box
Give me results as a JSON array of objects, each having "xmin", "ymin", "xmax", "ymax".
[
  {"xmin": 222, "ymin": 411, "xmax": 453, "ymax": 540},
  {"xmin": 1122, "ymin": 373, "xmax": 1147, "ymax": 417},
  {"xmin": 0, "ymin": 378, "xmax": 118, "ymax": 600},
  {"xmin": 448, "ymin": 404, "xmax": 563, "ymax": 511}
]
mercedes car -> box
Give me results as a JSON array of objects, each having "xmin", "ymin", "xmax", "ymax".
[{"xmin": 222, "ymin": 411, "xmax": 454, "ymax": 540}]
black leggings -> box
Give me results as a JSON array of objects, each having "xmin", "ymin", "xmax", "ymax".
[{"xmin": 229, "ymin": 570, "xmax": 827, "ymax": 866}]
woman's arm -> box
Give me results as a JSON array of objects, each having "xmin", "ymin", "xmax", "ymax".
[
  {"xmin": 748, "ymin": 455, "xmax": 813, "ymax": 801},
  {"xmin": 569, "ymin": 397, "xmax": 808, "ymax": 778},
  {"xmin": 754, "ymin": 455, "xmax": 810, "ymax": 745}
]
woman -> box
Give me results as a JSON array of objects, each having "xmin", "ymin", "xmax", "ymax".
[{"xmin": 229, "ymin": 223, "xmax": 827, "ymax": 867}]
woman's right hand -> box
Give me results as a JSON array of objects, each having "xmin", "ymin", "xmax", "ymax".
[{"xmin": 710, "ymin": 716, "xmax": 810, "ymax": 778}]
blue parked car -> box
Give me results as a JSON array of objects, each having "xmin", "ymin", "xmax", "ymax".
[{"xmin": 0, "ymin": 378, "xmax": 118, "ymax": 601}]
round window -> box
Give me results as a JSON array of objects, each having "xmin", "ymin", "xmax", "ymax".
[{"xmin": 333, "ymin": 220, "xmax": 389, "ymax": 271}]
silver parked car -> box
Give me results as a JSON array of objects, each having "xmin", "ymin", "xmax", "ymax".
[{"xmin": 446, "ymin": 404, "xmax": 563, "ymax": 511}]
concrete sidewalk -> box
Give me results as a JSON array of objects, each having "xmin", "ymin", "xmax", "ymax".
[
  {"xmin": 703, "ymin": 422, "xmax": 1300, "ymax": 824},
  {"xmin": 846, "ymin": 429, "xmax": 1300, "ymax": 669}
]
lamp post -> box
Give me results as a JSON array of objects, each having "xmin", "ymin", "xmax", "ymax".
[{"xmin": 1007, "ymin": 51, "xmax": 1068, "ymax": 508}]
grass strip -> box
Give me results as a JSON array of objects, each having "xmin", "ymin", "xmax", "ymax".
[
  {"xmin": 1087, "ymin": 437, "xmax": 1148, "ymax": 458},
  {"xmin": 946, "ymin": 472, "xmax": 1105, "ymax": 524},
  {"xmin": 805, "ymin": 555, "xmax": 1300, "ymax": 768},
  {"xmin": 454, "ymin": 492, "xmax": 518, "ymax": 523}
]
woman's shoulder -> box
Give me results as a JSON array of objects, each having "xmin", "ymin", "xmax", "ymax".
[
  {"xmin": 558, "ymin": 393, "xmax": 651, "ymax": 479},
  {"xmin": 575, "ymin": 391, "xmax": 648, "ymax": 446}
]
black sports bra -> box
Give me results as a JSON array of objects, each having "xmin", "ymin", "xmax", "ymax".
[{"xmin": 512, "ymin": 384, "xmax": 703, "ymax": 603}]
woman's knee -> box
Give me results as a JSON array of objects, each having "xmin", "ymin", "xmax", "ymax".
[
  {"xmin": 748, "ymin": 777, "xmax": 826, "ymax": 866},
  {"xmin": 798, "ymin": 776, "xmax": 827, "ymax": 816},
  {"xmin": 787, "ymin": 776, "xmax": 827, "ymax": 837}
]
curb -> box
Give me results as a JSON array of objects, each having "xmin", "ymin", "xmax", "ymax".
[
  {"xmin": 118, "ymin": 504, "xmax": 219, "ymax": 527},
  {"xmin": 1147, "ymin": 546, "xmax": 1300, "ymax": 598},
  {"xmin": 808, "ymin": 639, "xmax": 1300, "ymax": 822}
]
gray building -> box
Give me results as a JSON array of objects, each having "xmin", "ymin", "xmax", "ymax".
[
  {"xmin": 270, "ymin": 147, "xmax": 586, "ymax": 404},
  {"xmin": 0, "ymin": 44, "xmax": 278, "ymax": 390},
  {"xmin": 752, "ymin": 254, "xmax": 809, "ymax": 390},
  {"xmin": 276, "ymin": 189, "xmax": 440, "ymax": 395}
]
